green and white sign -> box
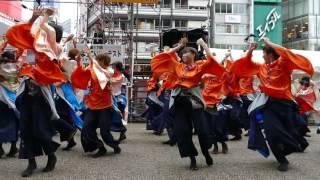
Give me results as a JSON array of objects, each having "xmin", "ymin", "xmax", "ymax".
[{"xmin": 254, "ymin": 4, "xmax": 282, "ymax": 47}]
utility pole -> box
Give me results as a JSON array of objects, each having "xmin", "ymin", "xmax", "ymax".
[
  {"xmin": 208, "ymin": 0, "xmax": 215, "ymax": 48},
  {"xmin": 128, "ymin": 3, "xmax": 135, "ymax": 121}
]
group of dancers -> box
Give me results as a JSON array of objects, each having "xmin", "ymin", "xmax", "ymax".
[
  {"xmin": 0, "ymin": 6, "xmax": 319, "ymax": 178},
  {"xmin": 0, "ymin": 8, "xmax": 128, "ymax": 177},
  {"xmin": 145, "ymin": 36, "xmax": 318, "ymax": 172}
]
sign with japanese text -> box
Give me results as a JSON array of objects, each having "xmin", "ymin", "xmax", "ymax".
[
  {"xmin": 254, "ymin": 4, "xmax": 282, "ymax": 47},
  {"xmin": 74, "ymin": 44, "xmax": 125, "ymax": 66}
]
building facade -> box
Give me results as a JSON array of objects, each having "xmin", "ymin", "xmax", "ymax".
[
  {"xmin": 0, "ymin": 1, "xmax": 21, "ymax": 38},
  {"xmin": 84, "ymin": 0, "xmax": 254, "ymax": 78},
  {"xmin": 282, "ymin": 0, "xmax": 320, "ymax": 50}
]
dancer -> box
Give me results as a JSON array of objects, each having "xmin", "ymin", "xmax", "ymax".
[
  {"xmin": 0, "ymin": 50, "xmax": 19, "ymax": 158},
  {"xmin": 111, "ymin": 61, "xmax": 128, "ymax": 142},
  {"xmin": 71, "ymin": 48, "xmax": 121, "ymax": 158},
  {"xmin": 202, "ymin": 73, "xmax": 228, "ymax": 154},
  {"xmin": 6, "ymin": 8, "xmax": 67, "ymax": 177},
  {"xmin": 143, "ymin": 77, "xmax": 164, "ymax": 134},
  {"xmin": 53, "ymin": 47, "xmax": 83, "ymax": 151},
  {"xmin": 151, "ymin": 38, "xmax": 224, "ymax": 170},
  {"xmin": 294, "ymin": 76, "xmax": 320, "ymax": 136},
  {"xmin": 221, "ymin": 52, "xmax": 243, "ymax": 141},
  {"xmin": 231, "ymin": 39, "xmax": 313, "ymax": 172}
]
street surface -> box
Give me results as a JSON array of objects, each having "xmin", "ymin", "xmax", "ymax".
[{"xmin": 0, "ymin": 124, "xmax": 320, "ymax": 180}]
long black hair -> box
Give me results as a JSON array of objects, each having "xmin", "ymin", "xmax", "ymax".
[{"xmin": 48, "ymin": 21, "xmax": 63, "ymax": 43}]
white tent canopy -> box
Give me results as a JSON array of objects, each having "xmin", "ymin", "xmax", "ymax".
[{"xmin": 210, "ymin": 48, "xmax": 320, "ymax": 68}]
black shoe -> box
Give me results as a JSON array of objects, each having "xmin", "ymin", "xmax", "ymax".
[
  {"xmin": 205, "ymin": 154, "xmax": 213, "ymax": 166},
  {"xmin": 221, "ymin": 143, "xmax": 229, "ymax": 154},
  {"xmin": 230, "ymin": 135, "xmax": 242, "ymax": 141},
  {"xmin": 304, "ymin": 134, "xmax": 311, "ymax": 137},
  {"xmin": 277, "ymin": 162, "xmax": 289, "ymax": 172},
  {"xmin": 212, "ymin": 145, "xmax": 219, "ymax": 154},
  {"xmin": 62, "ymin": 139, "xmax": 77, "ymax": 151},
  {"xmin": 21, "ymin": 159, "xmax": 37, "ymax": 177},
  {"xmin": 113, "ymin": 146, "xmax": 121, "ymax": 154},
  {"xmin": 162, "ymin": 140, "xmax": 171, "ymax": 145},
  {"xmin": 317, "ymin": 128, "xmax": 320, "ymax": 134},
  {"xmin": 92, "ymin": 147, "xmax": 107, "ymax": 158},
  {"xmin": 119, "ymin": 133, "xmax": 127, "ymax": 142},
  {"xmin": 42, "ymin": 154, "xmax": 57, "ymax": 172},
  {"xmin": 67, "ymin": 129, "xmax": 77, "ymax": 142},
  {"xmin": 189, "ymin": 156, "xmax": 198, "ymax": 170},
  {"xmin": 162, "ymin": 140, "xmax": 176, "ymax": 146}
]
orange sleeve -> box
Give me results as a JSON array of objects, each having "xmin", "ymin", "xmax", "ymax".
[
  {"xmin": 6, "ymin": 23, "xmax": 35, "ymax": 51},
  {"xmin": 275, "ymin": 47, "xmax": 314, "ymax": 76},
  {"xmin": 71, "ymin": 65, "xmax": 91, "ymax": 90},
  {"xmin": 200, "ymin": 56, "xmax": 226, "ymax": 77},
  {"xmin": 150, "ymin": 51, "xmax": 179, "ymax": 80},
  {"xmin": 146, "ymin": 77, "xmax": 158, "ymax": 93},
  {"xmin": 230, "ymin": 54, "xmax": 261, "ymax": 78}
]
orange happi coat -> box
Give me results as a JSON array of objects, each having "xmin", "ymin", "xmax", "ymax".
[
  {"xmin": 71, "ymin": 64, "xmax": 112, "ymax": 110},
  {"xmin": 230, "ymin": 47, "xmax": 314, "ymax": 100},
  {"xmin": 201, "ymin": 74, "xmax": 224, "ymax": 108},
  {"xmin": 151, "ymin": 51, "xmax": 225, "ymax": 90},
  {"xmin": 6, "ymin": 23, "xmax": 66, "ymax": 85}
]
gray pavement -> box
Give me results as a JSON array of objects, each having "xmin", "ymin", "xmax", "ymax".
[{"xmin": 0, "ymin": 124, "xmax": 320, "ymax": 180}]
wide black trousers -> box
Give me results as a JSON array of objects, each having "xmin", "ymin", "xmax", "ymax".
[
  {"xmin": 17, "ymin": 93, "xmax": 59, "ymax": 159},
  {"xmin": 172, "ymin": 96, "xmax": 210, "ymax": 158},
  {"xmin": 81, "ymin": 108, "xmax": 118, "ymax": 152},
  {"xmin": 263, "ymin": 98, "xmax": 309, "ymax": 163}
]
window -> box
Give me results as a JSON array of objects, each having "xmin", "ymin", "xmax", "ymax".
[
  {"xmin": 215, "ymin": 3, "xmax": 232, "ymax": 14},
  {"xmin": 216, "ymin": 24, "xmax": 225, "ymax": 33},
  {"xmin": 227, "ymin": 4, "xmax": 232, "ymax": 13},
  {"xmin": 225, "ymin": 24, "xmax": 232, "ymax": 33},
  {"xmin": 163, "ymin": 20, "xmax": 171, "ymax": 28},
  {"xmin": 215, "ymin": 3, "xmax": 221, "ymax": 13},
  {"xmin": 221, "ymin": 3, "xmax": 227, "ymax": 13},
  {"xmin": 233, "ymin": 4, "xmax": 247, "ymax": 14},
  {"xmin": 175, "ymin": 20, "xmax": 187, "ymax": 28},
  {"xmin": 238, "ymin": 25, "xmax": 248, "ymax": 34},
  {"xmin": 215, "ymin": 24, "xmax": 248, "ymax": 34}
]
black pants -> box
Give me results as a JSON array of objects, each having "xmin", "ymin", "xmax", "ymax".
[
  {"xmin": 17, "ymin": 92, "xmax": 59, "ymax": 159},
  {"xmin": 173, "ymin": 96, "xmax": 210, "ymax": 158},
  {"xmin": 240, "ymin": 95, "xmax": 252, "ymax": 130},
  {"xmin": 205, "ymin": 109, "xmax": 228, "ymax": 144},
  {"xmin": 223, "ymin": 97, "xmax": 242, "ymax": 137},
  {"xmin": 53, "ymin": 97, "xmax": 76, "ymax": 142},
  {"xmin": 263, "ymin": 98, "xmax": 309, "ymax": 163},
  {"xmin": 81, "ymin": 108, "xmax": 118, "ymax": 152}
]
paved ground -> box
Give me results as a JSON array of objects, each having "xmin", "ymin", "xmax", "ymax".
[{"xmin": 1, "ymin": 124, "xmax": 320, "ymax": 180}]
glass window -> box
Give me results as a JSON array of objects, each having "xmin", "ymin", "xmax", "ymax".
[
  {"xmin": 163, "ymin": 20, "xmax": 171, "ymax": 28},
  {"xmin": 221, "ymin": 3, "xmax": 227, "ymax": 13},
  {"xmin": 215, "ymin": 3, "xmax": 221, "ymax": 13},
  {"xmin": 233, "ymin": 4, "xmax": 247, "ymax": 14},
  {"xmin": 225, "ymin": 24, "xmax": 232, "ymax": 33},
  {"xmin": 216, "ymin": 24, "xmax": 225, "ymax": 33},
  {"xmin": 239, "ymin": 25, "xmax": 248, "ymax": 34},
  {"xmin": 227, "ymin": 4, "xmax": 232, "ymax": 13}
]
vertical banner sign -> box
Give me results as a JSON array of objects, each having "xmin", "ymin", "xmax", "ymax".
[{"xmin": 254, "ymin": 3, "xmax": 282, "ymax": 48}]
